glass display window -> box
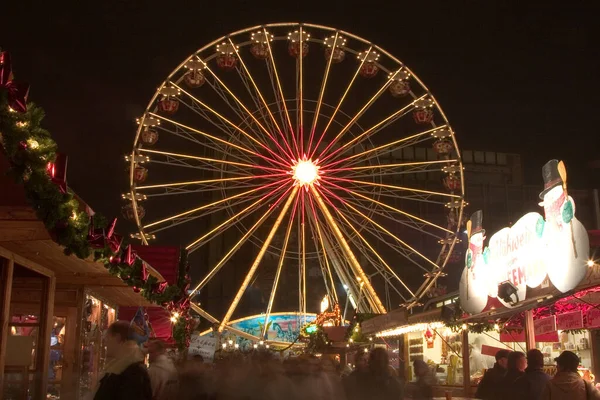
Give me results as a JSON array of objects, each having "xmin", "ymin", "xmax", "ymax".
[{"xmin": 406, "ymin": 326, "xmax": 464, "ymax": 386}]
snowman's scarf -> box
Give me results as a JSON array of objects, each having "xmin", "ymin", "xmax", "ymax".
[
  {"xmin": 543, "ymin": 191, "xmax": 566, "ymax": 227},
  {"xmin": 468, "ymin": 243, "xmax": 483, "ymax": 279}
]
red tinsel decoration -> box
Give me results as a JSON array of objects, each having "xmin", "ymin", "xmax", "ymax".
[{"xmin": 0, "ymin": 51, "xmax": 29, "ymax": 112}]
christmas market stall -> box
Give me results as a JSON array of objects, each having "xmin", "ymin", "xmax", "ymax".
[{"xmin": 0, "ymin": 51, "xmax": 193, "ymax": 400}]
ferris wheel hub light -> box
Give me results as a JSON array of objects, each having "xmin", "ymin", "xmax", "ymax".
[{"xmin": 292, "ymin": 159, "xmax": 320, "ymax": 186}]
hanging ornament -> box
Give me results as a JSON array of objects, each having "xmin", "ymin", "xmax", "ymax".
[
  {"xmin": 250, "ymin": 31, "xmax": 273, "ymax": 59},
  {"xmin": 141, "ymin": 128, "xmax": 159, "ymax": 146},
  {"xmin": 413, "ymin": 98, "xmax": 435, "ymax": 124},
  {"xmin": 388, "ymin": 69, "xmax": 411, "ymax": 97},
  {"xmin": 433, "ymin": 139, "xmax": 453, "ymax": 155},
  {"xmin": 424, "ymin": 327, "xmax": 436, "ymax": 348},
  {"xmin": 358, "ymin": 50, "xmax": 380, "ymax": 78},
  {"xmin": 132, "ymin": 166, "xmax": 148, "ymax": 184},
  {"xmin": 122, "ymin": 204, "xmax": 145, "ymax": 221},
  {"xmin": 324, "ymin": 35, "xmax": 346, "ymax": 63},
  {"xmin": 216, "ymin": 42, "xmax": 239, "ymax": 70},
  {"xmin": 287, "ymin": 30, "xmax": 310, "ymax": 58},
  {"xmin": 443, "ymin": 174, "xmax": 461, "ymax": 191},
  {"xmin": 157, "ymin": 86, "xmax": 180, "ymax": 115},
  {"xmin": 0, "ymin": 51, "xmax": 30, "ymax": 113},
  {"xmin": 183, "ymin": 59, "xmax": 206, "ymax": 88}
]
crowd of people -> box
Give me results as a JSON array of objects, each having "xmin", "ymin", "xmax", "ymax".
[
  {"xmin": 92, "ymin": 321, "xmax": 600, "ymax": 400},
  {"xmin": 475, "ymin": 348, "xmax": 600, "ymax": 400}
]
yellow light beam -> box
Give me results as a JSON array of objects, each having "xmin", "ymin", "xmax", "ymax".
[
  {"xmin": 262, "ymin": 193, "xmax": 300, "ymax": 338},
  {"xmin": 136, "ymin": 174, "xmax": 282, "ymax": 190},
  {"xmin": 197, "ymin": 54, "xmax": 293, "ymax": 161},
  {"xmin": 228, "ymin": 37, "xmax": 293, "ymax": 158},
  {"xmin": 171, "ymin": 82, "xmax": 290, "ymax": 165},
  {"xmin": 307, "ymin": 195, "xmax": 338, "ymax": 303},
  {"xmin": 318, "ymin": 70, "xmax": 401, "ymax": 161},
  {"xmin": 310, "ymin": 185, "xmax": 386, "ymax": 314},
  {"xmin": 320, "ymin": 94, "xmax": 429, "ymax": 165},
  {"xmin": 323, "ymin": 178, "xmax": 453, "ymax": 234},
  {"xmin": 188, "ymin": 186, "xmax": 294, "ymax": 299},
  {"xmin": 323, "ymin": 186, "xmax": 441, "ymax": 270},
  {"xmin": 310, "ymin": 46, "xmax": 373, "ymax": 160},
  {"xmin": 331, "ymin": 125, "xmax": 447, "ymax": 167},
  {"xmin": 307, "ymin": 31, "xmax": 338, "ymax": 156},
  {"xmin": 325, "ymin": 177, "xmax": 461, "ymax": 199},
  {"xmin": 301, "ymin": 190, "xmax": 307, "ymax": 319},
  {"xmin": 335, "ymin": 209, "xmax": 415, "ymax": 299},
  {"xmin": 144, "ymin": 180, "xmax": 283, "ymax": 229},
  {"xmin": 148, "ymin": 112, "xmax": 274, "ymax": 163},
  {"xmin": 139, "ymin": 148, "xmax": 288, "ymax": 173},
  {"xmin": 185, "ymin": 183, "xmax": 288, "ymax": 250},
  {"xmin": 326, "ymin": 159, "xmax": 458, "ymax": 173},
  {"xmin": 264, "ymin": 28, "xmax": 297, "ymax": 155},
  {"xmin": 219, "ymin": 186, "xmax": 299, "ymax": 331},
  {"xmin": 299, "ymin": 26, "xmax": 305, "ymax": 155}
]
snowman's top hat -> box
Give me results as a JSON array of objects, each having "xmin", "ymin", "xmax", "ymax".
[
  {"xmin": 469, "ymin": 210, "xmax": 485, "ymax": 238},
  {"xmin": 540, "ymin": 159, "xmax": 564, "ymax": 199}
]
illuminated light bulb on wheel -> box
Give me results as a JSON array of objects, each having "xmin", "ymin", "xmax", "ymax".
[{"xmin": 292, "ymin": 158, "xmax": 320, "ymax": 187}]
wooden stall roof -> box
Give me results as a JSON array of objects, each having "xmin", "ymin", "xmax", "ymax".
[{"xmin": 0, "ymin": 154, "xmax": 157, "ymax": 307}]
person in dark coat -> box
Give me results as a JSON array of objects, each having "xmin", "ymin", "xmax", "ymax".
[
  {"xmin": 362, "ymin": 348, "xmax": 404, "ymax": 400},
  {"xmin": 513, "ymin": 349, "xmax": 550, "ymax": 400},
  {"xmin": 94, "ymin": 321, "xmax": 152, "ymax": 400},
  {"xmin": 475, "ymin": 349, "xmax": 509, "ymax": 399},
  {"xmin": 412, "ymin": 359, "xmax": 433, "ymax": 400},
  {"xmin": 343, "ymin": 351, "xmax": 370, "ymax": 400},
  {"xmin": 498, "ymin": 351, "xmax": 527, "ymax": 400}
]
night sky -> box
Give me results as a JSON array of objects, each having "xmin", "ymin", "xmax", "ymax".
[{"xmin": 3, "ymin": 0, "xmax": 598, "ymax": 223}]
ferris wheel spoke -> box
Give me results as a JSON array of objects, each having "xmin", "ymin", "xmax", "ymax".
[
  {"xmin": 332, "ymin": 192, "xmax": 446, "ymax": 242},
  {"xmin": 143, "ymin": 180, "xmax": 284, "ymax": 230},
  {"xmin": 198, "ymin": 55, "xmax": 295, "ymax": 162},
  {"xmin": 188, "ymin": 184, "xmax": 295, "ymax": 300},
  {"xmin": 135, "ymin": 174, "xmax": 284, "ymax": 192},
  {"xmin": 309, "ymin": 46, "xmax": 373, "ymax": 160},
  {"xmin": 327, "ymin": 159, "xmax": 457, "ymax": 175},
  {"xmin": 298, "ymin": 27, "xmax": 305, "ymax": 156},
  {"xmin": 186, "ymin": 182, "xmax": 290, "ymax": 253},
  {"xmin": 318, "ymin": 71, "xmax": 406, "ymax": 162},
  {"xmin": 145, "ymin": 189, "xmax": 271, "ymax": 235},
  {"xmin": 335, "ymin": 211, "xmax": 413, "ymax": 300},
  {"xmin": 139, "ymin": 148, "xmax": 287, "ymax": 174},
  {"xmin": 171, "ymin": 83, "xmax": 290, "ymax": 166},
  {"xmin": 311, "ymin": 185, "xmax": 386, "ymax": 313},
  {"xmin": 320, "ymin": 94, "xmax": 428, "ymax": 165},
  {"xmin": 262, "ymin": 191, "xmax": 300, "ymax": 337},
  {"xmin": 306, "ymin": 194, "xmax": 339, "ymax": 303},
  {"xmin": 300, "ymin": 190, "xmax": 307, "ymax": 318},
  {"xmin": 326, "ymin": 124, "xmax": 442, "ymax": 172},
  {"xmin": 319, "ymin": 184, "xmax": 440, "ymax": 272},
  {"xmin": 219, "ymin": 186, "xmax": 299, "ymax": 331},
  {"xmin": 325, "ymin": 176, "xmax": 460, "ymax": 200},
  {"xmin": 173, "ymin": 93, "xmax": 270, "ymax": 163},
  {"xmin": 147, "ymin": 112, "xmax": 281, "ymax": 166},
  {"xmin": 147, "ymin": 158, "xmax": 251, "ymax": 177},
  {"xmin": 306, "ymin": 32, "xmax": 339, "ymax": 157},
  {"xmin": 230, "ymin": 38, "xmax": 295, "ymax": 158},
  {"xmin": 322, "ymin": 178, "xmax": 452, "ymax": 235},
  {"xmin": 264, "ymin": 29, "xmax": 298, "ymax": 157}
]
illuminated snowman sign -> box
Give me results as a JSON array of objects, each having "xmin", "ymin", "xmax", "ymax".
[{"xmin": 459, "ymin": 159, "xmax": 590, "ymax": 314}]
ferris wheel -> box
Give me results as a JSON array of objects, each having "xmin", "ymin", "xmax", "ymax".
[{"xmin": 124, "ymin": 23, "xmax": 465, "ymax": 332}]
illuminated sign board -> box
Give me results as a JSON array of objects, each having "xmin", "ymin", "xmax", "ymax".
[{"xmin": 460, "ymin": 160, "xmax": 590, "ymax": 314}]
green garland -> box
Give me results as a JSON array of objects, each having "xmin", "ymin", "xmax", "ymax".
[{"xmin": 0, "ymin": 90, "xmax": 191, "ymax": 349}]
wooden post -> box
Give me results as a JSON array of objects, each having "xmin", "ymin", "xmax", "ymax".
[
  {"xmin": 0, "ymin": 257, "xmax": 15, "ymax": 400},
  {"xmin": 38, "ymin": 276, "xmax": 56, "ymax": 398},
  {"xmin": 524, "ymin": 309, "xmax": 536, "ymax": 351},
  {"xmin": 461, "ymin": 329, "xmax": 471, "ymax": 397}
]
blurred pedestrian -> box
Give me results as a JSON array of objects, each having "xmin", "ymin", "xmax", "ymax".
[
  {"xmin": 147, "ymin": 339, "xmax": 178, "ymax": 400},
  {"xmin": 94, "ymin": 321, "xmax": 152, "ymax": 400},
  {"xmin": 344, "ymin": 352, "xmax": 370, "ymax": 400},
  {"xmin": 540, "ymin": 351, "xmax": 600, "ymax": 400},
  {"xmin": 498, "ymin": 351, "xmax": 527, "ymax": 400},
  {"xmin": 475, "ymin": 349, "xmax": 509, "ymax": 399},
  {"xmin": 413, "ymin": 359, "xmax": 433, "ymax": 400},
  {"xmin": 513, "ymin": 349, "xmax": 550, "ymax": 400}
]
